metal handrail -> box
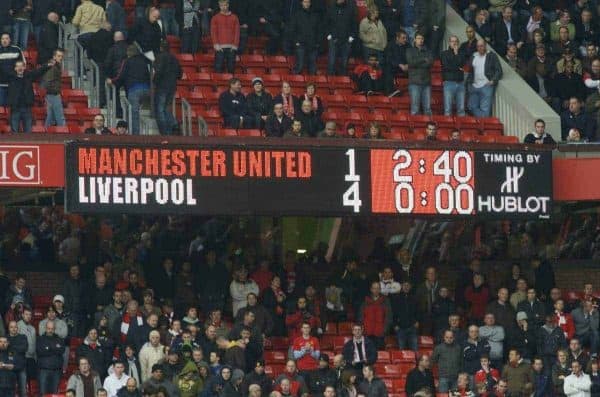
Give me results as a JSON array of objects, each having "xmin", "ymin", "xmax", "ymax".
[
  {"xmin": 73, "ymin": 39, "xmax": 85, "ymax": 89},
  {"xmin": 105, "ymin": 81, "xmax": 117, "ymax": 127},
  {"xmin": 121, "ymin": 95, "xmax": 132, "ymax": 131},
  {"xmin": 198, "ymin": 116, "xmax": 208, "ymax": 137},
  {"xmin": 88, "ymin": 59, "xmax": 100, "ymax": 108},
  {"xmin": 181, "ymin": 98, "xmax": 192, "ymax": 136}
]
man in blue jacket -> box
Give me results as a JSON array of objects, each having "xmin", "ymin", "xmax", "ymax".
[{"xmin": 36, "ymin": 321, "xmax": 66, "ymax": 395}]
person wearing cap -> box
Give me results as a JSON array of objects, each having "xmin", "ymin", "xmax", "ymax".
[
  {"xmin": 509, "ymin": 311, "xmax": 537, "ymax": 362},
  {"xmin": 222, "ymin": 368, "xmax": 245, "ymax": 397},
  {"xmin": 307, "ymin": 354, "xmax": 336, "ymax": 394},
  {"xmin": 103, "ymin": 360, "xmax": 130, "ymax": 397},
  {"xmin": 142, "ymin": 363, "xmax": 178, "ymax": 397},
  {"xmin": 243, "ymin": 360, "xmax": 273, "ymax": 395}
]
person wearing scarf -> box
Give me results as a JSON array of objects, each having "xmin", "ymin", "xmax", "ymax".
[
  {"xmin": 554, "ymin": 299, "xmax": 576, "ymax": 340},
  {"xmin": 302, "ymin": 83, "xmax": 323, "ymax": 118},
  {"xmin": 273, "ymin": 81, "xmax": 300, "ymax": 119},
  {"xmin": 120, "ymin": 301, "xmax": 144, "ymax": 344}
]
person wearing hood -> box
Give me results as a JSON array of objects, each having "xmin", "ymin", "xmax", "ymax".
[
  {"xmin": 243, "ymin": 360, "xmax": 272, "ymax": 395},
  {"xmin": 103, "ymin": 360, "xmax": 130, "ymax": 397},
  {"xmin": 77, "ymin": 328, "xmax": 108, "ymax": 378},
  {"xmin": 117, "ymin": 377, "xmax": 142, "ymax": 397},
  {"xmin": 175, "ymin": 360, "xmax": 203, "ymax": 397},
  {"xmin": 196, "ymin": 359, "xmax": 211, "ymax": 391},
  {"xmin": 202, "ymin": 365, "xmax": 232, "ymax": 397},
  {"xmin": 139, "ymin": 330, "xmax": 166, "ymax": 382},
  {"xmin": 142, "ymin": 364, "xmax": 179, "ymax": 397},
  {"xmin": 308, "ymin": 354, "xmax": 337, "ymax": 394},
  {"xmin": 222, "ymin": 368, "xmax": 245, "ymax": 397}
]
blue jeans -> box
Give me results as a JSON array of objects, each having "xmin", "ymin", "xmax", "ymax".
[
  {"xmin": 17, "ymin": 369, "xmax": 26, "ymax": 397},
  {"xmin": 127, "ymin": 86, "xmax": 150, "ymax": 135},
  {"xmin": 13, "ymin": 19, "xmax": 30, "ymax": 50},
  {"xmin": 0, "ymin": 87, "xmax": 6, "ymax": 107},
  {"xmin": 45, "ymin": 94, "xmax": 66, "ymax": 127},
  {"xmin": 294, "ymin": 44, "xmax": 317, "ymax": 75},
  {"xmin": 402, "ymin": 26, "xmax": 416, "ymax": 42},
  {"xmin": 154, "ymin": 90, "xmax": 177, "ymax": 135},
  {"xmin": 408, "ymin": 84, "xmax": 431, "ymax": 115},
  {"xmin": 10, "ymin": 107, "xmax": 32, "ymax": 133},
  {"xmin": 327, "ymin": 39, "xmax": 351, "ymax": 75},
  {"xmin": 443, "ymin": 81, "xmax": 466, "ymax": 116},
  {"xmin": 438, "ymin": 377, "xmax": 457, "ymax": 393},
  {"xmin": 396, "ymin": 326, "xmax": 418, "ymax": 352},
  {"xmin": 160, "ymin": 7, "xmax": 179, "ymax": 36},
  {"xmin": 39, "ymin": 369, "xmax": 61, "ymax": 394},
  {"xmin": 468, "ymin": 84, "xmax": 494, "ymax": 117},
  {"xmin": 214, "ymin": 48, "xmax": 236, "ymax": 73}
]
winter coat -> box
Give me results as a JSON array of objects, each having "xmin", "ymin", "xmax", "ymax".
[
  {"xmin": 479, "ymin": 325, "xmax": 505, "ymax": 361},
  {"xmin": 63, "ymin": 277, "xmax": 85, "ymax": 314},
  {"xmin": 390, "ymin": 291, "xmax": 419, "ymax": 329},
  {"xmin": 290, "ymin": 6, "xmax": 321, "ymax": 49},
  {"xmin": 517, "ymin": 299, "xmax": 546, "ymax": 327},
  {"xmin": 0, "ymin": 348, "xmax": 24, "ymax": 389},
  {"xmin": 77, "ymin": 338, "xmax": 108, "ymax": 375},
  {"xmin": 359, "ymin": 295, "xmax": 392, "ymax": 337},
  {"xmin": 359, "ymin": 18, "xmax": 387, "ymax": 52},
  {"xmin": 72, "ymin": 0, "xmax": 106, "ymax": 33},
  {"xmin": 462, "ymin": 339, "xmax": 491, "ymax": 375},
  {"xmin": 432, "ymin": 342, "xmax": 462, "ymax": 378},
  {"xmin": 358, "ymin": 377, "xmax": 388, "ymax": 397},
  {"xmin": 0, "ymin": 45, "xmax": 23, "ymax": 86},
  {"xmin": 111, "ymin": 54, "xmax": 151, "ymax": 90},
  {"xmin": 67, "ymin": 371, "xmax": 103, "ymax": 396},
  {"xmin": 174, "ymin": 361, "xmax": 202, "ymax": 397},
  {"xmin": 537, "ymin": 325, "xmax": 567, "ymax": 357},
  {"xmin": 36, "ymin": 334, "xmax": 65, "ymax": 370},
  {"xmin": 139, "ymin": 342, "xmax": 166, "ymax": 381},
  {"xmin": 325, "ymin": 1, "xmax": 357, "ymax": 41},
  {"xmin": 502, "ymin": 362, "xmax": 534, "ymax": 395},
  {"xmin": 407, "ymin": 46, "xmax": 433, "ymax": 86},
  {"xmin": 129, "ymin": 18, "xmax": 164, "ymax": 54},
  {"xmin": 142, "ymin": 377, "xmax": 180, "ymax": 397}
]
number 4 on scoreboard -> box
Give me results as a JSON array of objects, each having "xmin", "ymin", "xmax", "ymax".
[{"xmin": 343, "ymin": 149, "xmax": 362, "ymax": 213}]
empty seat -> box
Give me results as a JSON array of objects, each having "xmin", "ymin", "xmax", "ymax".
[
  {"xmin": 391, "ymin": 350, "xmax": 417, "ymax": 363},
  {"xmin": 324, "ymin": 322, "xmax": 337, "ymax": 335},
  {"xmin": 264, "ymin": 350, "xmax": 287, "ymax": 364},
  {"xmin": 377, "ymin": 351, "xmax": 391, "ymax": 364},
  {"xmin": 337, "ymin": 322, "xmax": 353, "ymax": 335}
]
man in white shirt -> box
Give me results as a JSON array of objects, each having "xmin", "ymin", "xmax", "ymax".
[
  {"xmin": 564, "ymin": 360, "xmax": 591, "ymax": 397},
  {"xmin": 103, "ymin": 360, "xmax": 130, "ymax": 397},
  {"xmin": 467, "ymin": 40, "xmax": 502, "ymax": 117},
  {"xmin": 379, "ymin": 267, "xmax": 401, "ymax": 296}
]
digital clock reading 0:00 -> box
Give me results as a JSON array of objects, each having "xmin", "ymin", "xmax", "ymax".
[{"xmin": 369, "ymin": 149, "xmax": 476, "ymax": 215}]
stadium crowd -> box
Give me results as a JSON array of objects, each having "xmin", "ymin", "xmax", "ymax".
[{"xmin": 0, "ymin": 207, "xmax": 595, "ymax": 397}]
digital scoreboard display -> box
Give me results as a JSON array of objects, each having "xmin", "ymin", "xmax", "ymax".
[{"xmin": 65, "ymin": 141, "xmax": 552, "ymax": 219}]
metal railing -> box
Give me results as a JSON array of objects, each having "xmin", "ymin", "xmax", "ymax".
[
  {"xmin": 86, "ymin": 59, "xmax": 101, "ymax": 108},
  {"xmin": 73, "ymin": 39, "xmax": 85, "ymax": 89},
  {"xmin": 181, "ymin": 98, "xmax": 192, "ymax": 136},
  {"xmin": 105, "ymin": 81, "xmax": 117, "ymax": 127},
  {"xmin": 121, "ymin": 95, "xmax": 133, "ymax": 130}
]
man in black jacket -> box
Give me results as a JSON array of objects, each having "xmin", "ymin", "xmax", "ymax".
[
  {"xmin": 265, "ymin": 103, "xmax": 292, "ymax": 137},
  {"xmin": 461, "ymin": 325, "xmax": 491, "ymax": 378},
  {"xmin": 243, "ymin": 360, "xmax": 272, "ymax": 395},
  {"xmin": 249, "ymin": 0, "xmax": 282, "ymax": 54},
  {"xmin": 467, "ymin": 39, "xmax": 502, "ymax": 117},
  {"xmin": 246, "ymin": 77, "xmax": 273, "ymax": 130},
  {"xmin": 391, "ymin": 281, "xmax": 419, "ymax": 352},
  {"xmin": 358, "ymin": 365, "xmax": 388, "ymax": 397},
  {"xmin": 77, "ymin": 328, "xmax": 108, "ymax": 378},
  {"xmin": 493, "ymin": 6, "xmax": 524, "ymax": 56},
  {"xmin": 308, "ymin": 354, "xmax": 337, "ymax": 395},
  {"xmin": 32, "ymin": 0, "xmax": 60, "ymax": 45},
  {"xmin": 342, "ymin": 324, "xmax": 377, "ymax": 372},
  {"xmin": 290, "ymin": 0, "xmax": 320, "ymax": 75},
  {"xmin": 103, "ymin": 31, "xmax": 128, "ymax": 118},
  {"xmin": 219, "ymin": 77, "xmax": 250, "ymax": 129},
  {"xmin": 37, "ymin": 321, "xmax": 66, "ymax": 395},
  {"xmin": 295, "ymin": 100, "xmax": 323, "ymax": 137},
  {"xmin": 561, "ymin": 96, "xmax": 596, "ymax": 141},
  {"xmin": 326, "ymin": 0, "xmax": 356, "ymax": 75},
  {"xmin": 153, "ymin": 41, "xmax": 182, "ymax": 135},
  {"xmin": 8, "ymin": 59, "xmax": 52, "ymax": 132},
  {"xmin": 383, "ymin": 29, "xmax": 409, "ymax": 96},
  {"xmin": 7, "ymin": 321, "xmax": 27, "ymax": 397},
  {"xmin": 405, "ymin": 355, "xmax": 435, "ymax": 396},
  {"xmin": 440, "ymin": 35, "xmax": 466, "ymax": 116},
  {"xmin": 0, "ymin": 33, "xmax": 24, "ymax": 107},
  {"xmin": 37, "ymin": 11, "xmax": 59, "ymax": 65},
  {"xmin": 0, "ymin": 335, "xmax": 24, "ymax": 397},
  {"xmin": 129, "ymin": 6, "xmax": 164, "ymax": 59}
]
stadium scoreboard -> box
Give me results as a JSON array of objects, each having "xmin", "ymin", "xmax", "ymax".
[{"xmin": 65, "ymin": 141, "xmax": 552, "ymax": 219}]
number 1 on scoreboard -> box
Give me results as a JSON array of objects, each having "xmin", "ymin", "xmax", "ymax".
[{"xmin": 343, "ymin": 149, "xmax": 362, "ymax": 213}]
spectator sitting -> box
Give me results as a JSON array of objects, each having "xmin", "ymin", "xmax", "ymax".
[
  {"xmin": 353, "ymin": 55, "xmax": 384, "ymax": 95},
  {"xmin": 211, "ymin": 0, "xmax": 240, "ymax": 74},
  {"xmin": 493, "ymin": 6, "xmax": 524, "ymax": 56},
  {"xmin": 550, "ymin": 11, "xmax": 576, "ymax": 43},
  {"xmin": 449, "ymin": 128, "xmax": 461, "ymax": 141},
  {"xmin": 525, "ymin": 44, "xmax": 553, "ymax": 105},
  {"xmin": 114, "ymin": 120, "xmax": 128, "ymax": 135},
  {"xmin": 295, "ymin": 100, "xmax": 323, "ymax": 138},
  {"xmin": 219, "ymin": 78, "xmax": 250, "ymax": 129},
  {"xmin": 561, "ymin": 97, "xmax": 595, "ymax": 141},
  {"xmin": 524, "ymin": 119, "xmax": 556, "ymax": 144},
  {"xmin": 505, "ymin": 44, "xmax": 526, "ymax": 78},
  {"xmin": 85, "ymin": 114, "xmax": 113, "ymax": 135},
  {"xmin": 474, "ymin": 10, "xmax": 492, "ymax": 43},
  {"xmin": 520, "ymin": 28, "xmax": 546, "ymax": 63},
  {"xmin": 284, "ymin": 119, "xmax": 307, "ymax": 138},
  {"xmin": 265, "ymin": 103, "xmax": 292, "ymax": 137},
  {"xmin": 582, "ymin": 44, "xmax": 597, "ymax": 73},
  {"xmin": 346, "ymin": 123, "xmax": 358, "ymax": 138},
  {"xmin": 556, "ymin": 47, "xmax": 582, "ymax": 75},
  {"xmin": 567, "ymin": 128, "xmax": 586, "ymax": 143},
  {"xmin": 300, "ymin": 83, "xmax": 324, "ymax": 118},
  {"xmin": 318, "ymin": 121, "xmax": 338, "ymax": 138},
  {"xmin": 246, "ymin": 77, "xmax": 273, "ymax": 130},
  {"xmin": 549, "ymin": 27, "xmax": 578, "ymax": 59},
  {"xmin": 273, "ymin": 82, "xmax": 300, "ymax": 119},
  {"xmin": 364, "ymin": 122, "xmax": 383, "ymax": 139},
  {"xmin": 425, "ymin": 122, "xmax": 437, "ymax": 141}
]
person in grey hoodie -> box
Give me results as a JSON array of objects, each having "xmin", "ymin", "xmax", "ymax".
[
  {"xmin": 432, "ymin": 330, "xmax": 462, "ymax": 393},
  {"xmin": 571, "ymin": 300, "xmax": 599, "ymax": 354},
  {"xmin": 479, "ymin": 313, "xmax": 505, "ymax": 369}
]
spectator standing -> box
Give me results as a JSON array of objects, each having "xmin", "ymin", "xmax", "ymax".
[
  {"xmin": 42, "ymin": 48, "xmax": 65, "ymax": 128},
  {"xmin": 342, "ymin": 324, "xmax": 376, "ymax": 372},
  {"xmin": 358, "ymin": 365, "xmax": 388, "ymax": 397},
  {"xmin": 77, "ymin": 328, "xmax": 108, "ymax": 377},
  {"xmin": 406, "ymin": 32, "xmax": 433, "ymax": 115},
  {"xmin": 571, "ymin": 300, "xmax": 599, "ymax": 355},
  {"xmin": 414, "ymin": 267, "xmax": 440, "ymax": 336},
  {"xmin": 555, "ymin": 299, "xmax": 576, "ymax": 340},
  {"xmin": 462, "ymin": 325, "xmax": 491, "ymax": 378},
  {"xmin": 540, "ymin": 314, "xmax": 568, "ymax": 375},
  {"xmin": 474, "ymin": 355, "xmax": 500, "ymax": 391},
  {"xmin": 9, "ymin": 0, "xmax": 32, "ymax": 50},
  {"xmin": 153, "ymin": 41, "xmax": 182, "ymax": 135},
  {"xmin": 157, "ymin": 0, "xmax": 178, "ymax": 36},
  {"xmin": 561, "ymin": 97, "xmax": 596, "ymax": 141},
  {"xmin": 0, "ymin": 335, "xmax": 21, "ymax": 396},
  {"xmin": 7, "ymin": 321, "xmax": 27, "ymax": 397},
  {"xmin": 38, "ymin": 306, "xmax": 68, "ymax": 340},
  {"xmin": 7, "ymin": 59, "xmax": 52, "ymax": 133},
  {"xmin": 139, "ymin": 330, "xmax": 166, "ymax": 382},
  {"xmin": 417, "ymin": 0, "xmax": 445, "ymax": 56},
  {"xmin": 0, "ymin": 33, "xmax": 24, "ymax": 107},
  {"xmin": 37, "ymin": 321, "xmax": 66, "ymax": 395},
  {"xmin": 553, "ymin": 61, "xmax": 586, "ymax": 113},
  {"xmin": 532, "ymin": 257, "xmax": 556, "ymax": 301},
  {"xmin": 103, "ymin": 31, "xmax": 127, "ymax": 117},
  {"xmin": 517, "ymin": 288, "xmax": 546, "ymax": 327},
  {"xmin": 219, "ymin": 78, "xmax": 250, "ymax": 129},
  {"xmin": 460, "ymin": 25, "xmax": 478, "ymax": 60},
  {"xmin": 524, "ymin": 118, "xmax": 556, "ymax": 144},
  {"xmin": 464, "ymin": 274, "xmax": 490, "ymax": 323},
  {"xmin": 467, "ymin": 39, "xmax": 502, "ymax": 117},
  {"xmin": 180, "ymin": 0, "xmax": 200, "ymax": 54},
  {"xmin": 405, "ymin": 355, "xmax": 435, "ymax": 396},
  {"xmin": 325, "ymin": 0, "xmax": 356, "ymax": 76},
  {"xmin": 564, "ymin": 360, "xmax": 592, "ymax": 397},
  {"xmin": 37, "ymin": 12, "xmax": 59, "ymax": 65},
  {"xmin": 432, "ymin": 330, "xmax": 462, "ymax": 393},
  {"xmin": 247, "ymin": 77, "xmax": 273, "ymax": 130},
  {"xmin": 211, "ymin": 0, "xmax": 240, "ymax": 74},
  {"xmin": 399, "ymin": 0, "xmax": 417, "ymax": 41},
  {"xmin": 486, "ymin": 288, "xmax": 516, "ymax": 335},
  {"xmin": 103, "ymin": 360, "xmax": 129, "ymax": 397},
  {"xmin": 532, "ymin": 357, "xmax": 552, "ymax": 397},
  {"xmin": 290, "ymin": 0, "xmax": 320, "ymax": 75},
  {"xmin": 440, "ymin": 35, "xmax": 466, "ymax": 116},
  {"xmin": 265, "ymin": 103, "xmax": 292, "ymax": 137},
  {"xmin": 129, "ymin": 7, "xmax": 163, "ymax": 61},
  {"xmin": 249, "ymin": 0, "xmax": 282, "ymax": 55},
  {"xmin": 230, "ymin": 267, "xmax": 259, "ymax": 317},
  {"xmin": 358, "ymin": 281, "xmax": 392, "ymax": 349},
  {"xmin": 502, "ymin": 349, "xmax": 534, "ymax": 396},
  {"xmin": 390, "ymin": 280, "xmax": 418, "ymax": 352},
  {"xmin": 67, "ymin": 357, "xmax": 102, "ymax": 397},
  {"xmin": 107, "ymin": 45, "xmax": 151, "ymax": 135},
  {"xmin": 359, "ymin": 8, "xmax": 387, "ymax": 63},
  {"xmin": 106, "ymin": 0, "xmax": 126, "ymax": 35},
  {"xmin": 479, "ymin": 313, "xmax": 505, "ymax": 369},
  {"xmin": 72, "ymin": 0, "xmax": 106, "ymax": 50},
  {"xmin": 383, "ymin": 29, "xmax": 408, "ymax": 96}
]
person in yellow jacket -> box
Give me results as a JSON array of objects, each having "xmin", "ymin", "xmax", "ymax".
[
  {"xmin": 359, "ymin": 8, "xmax": 387, "ymax": 64},
  {"xmin": 72, "ymin": 0, "xmax": 107, "ymax": 48}
]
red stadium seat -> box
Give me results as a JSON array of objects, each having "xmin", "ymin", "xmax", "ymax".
[
  {"xmin": 238, "ymin": 129, "xmax": 262, "ymax": 137},
  {"xmin": 268, "ymin": 337, "xmax": 289, "ymax": 351},
  {"xmin": 264, "ymin": 364, "xmax": 285, "ymax": 378},
  {"xmin": 324, "ymin": 322, "xmax": 337, "ymax": 335},
  {"xmin": 478, "ymin": 134, "xmax": 496, "ymax": 143},
  {"xmin": 391, "ymin": 350, "xmax": 416, "ymax": 363},
  {"xmin": 47, "ymin": 126, "xmax": 70, "ymax": 134},
  {"xmin": 393, "ymin": 378, "xmax": 407, "ymax": 392},
  {"xmin": 264, "ymin": 350, "xmax": 287, "ymax": 364},
  {"xmin": 377, "ymin": 351, "xmax": 391, "ymax": 363},
  {"xmin": 337, "ymin": 322, "xmax": 353, "ymax": 335},
  {"xmin": 418, "ymin": 336, "xmax": 434, "ymax": 347}
]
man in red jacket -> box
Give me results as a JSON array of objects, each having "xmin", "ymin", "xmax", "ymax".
[
  {"xmin": 292, "ymin": 322, "xmax": 321, "ymax": 373},
  {"xmin": 358, "ymin": 281, "xmax": 392, "ymax": 349},
  {"xmin": 353, "ymin": 54, "xmax": 384, "ymax": 95},
  {"xmin": 285, "ymin": 297, "xmax": 321, "ymax": 340},
  {"xmin": 210, "ymin": 0, "xmax": 240, "ymax": 73}
]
